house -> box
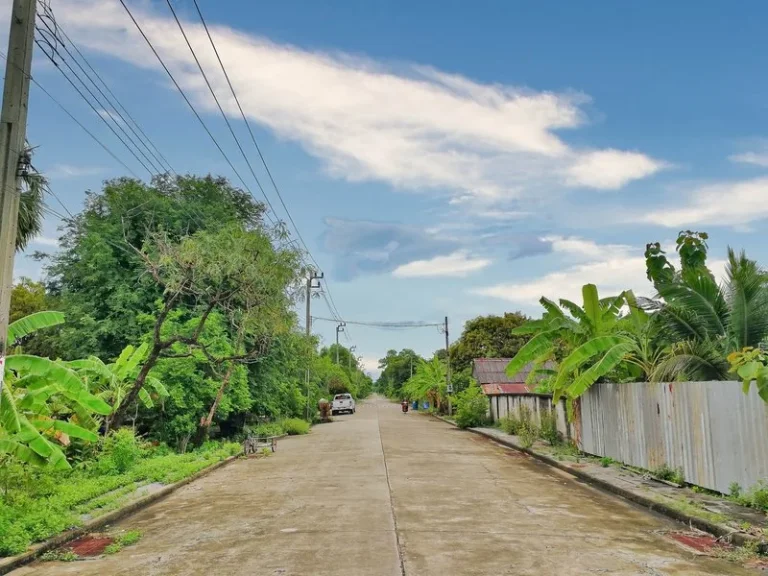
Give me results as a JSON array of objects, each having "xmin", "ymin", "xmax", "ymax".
[{"xmin": 472, "ymin": 358, "xmax": 569, "ymax": 439}]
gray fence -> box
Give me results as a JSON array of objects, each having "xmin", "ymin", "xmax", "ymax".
[
  {"xmin": 488, "ymin": 394, "xmax": 571, "ymax": 440},
  {"xmin": 579, "ymin": 381, "xmax": 768, "ymax": 494}
]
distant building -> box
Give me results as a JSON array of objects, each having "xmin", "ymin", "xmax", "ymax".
[{"xmin": 472, "ymin": 358, "xmax": 546, "ymax": 396}]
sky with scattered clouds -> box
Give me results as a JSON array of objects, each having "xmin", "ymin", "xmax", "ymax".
[{"xmin": 7, "ymin": 0, "xmax": 768, "ymax": 376}]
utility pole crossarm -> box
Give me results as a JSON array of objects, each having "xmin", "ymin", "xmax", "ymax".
[{"xmin": 0, "ymin": 0, "xmax": 37, "ymax": 398}]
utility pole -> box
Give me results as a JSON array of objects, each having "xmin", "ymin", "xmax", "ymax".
[
  {"xmin": 304, "ymin": 271, "xmax": 323, "ymax": 419},
  {"xmin": 335, "ymin": 322, "xmax": 345, "ymax": 364},
  {"xmin": 0, "ymin": 0, "xmax": 37, "ymax": 399},
  {"xmin": 348, "ymin": 345, "xmax": 356, "ymax": 372},
  {"xmin": 444, "ymin": 316, "xmax": 452, "ymax": 416}
]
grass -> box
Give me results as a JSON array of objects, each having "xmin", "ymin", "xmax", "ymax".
[
  {"xmin": 651, "ymin": 494, "xmax": 729, "ymax": 525},
  {"xmin": 0, "ymin": 442, "xmax": 240, "ymax": 557},
  {"xmin": 279, "ymin": 418, "xmax": 311, "ymax": 436},
  {"xmin": 104, "ymin": 529, "xmax": 143, "ymax": 555},
  {"xmin": 713, "ymin": 540, "xmax": 762, "ymax": 564}
]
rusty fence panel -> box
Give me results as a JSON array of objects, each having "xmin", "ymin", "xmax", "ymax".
[{"xmin": 579, "ymin": 381, "xmax": 768, "ymax": 494}]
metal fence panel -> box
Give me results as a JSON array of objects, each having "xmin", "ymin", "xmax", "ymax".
[{"xmin": 579, "ymin": 381, "xmax": 768, "ymax": 493}]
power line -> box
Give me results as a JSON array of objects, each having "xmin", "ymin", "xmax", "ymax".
[
  {"xmin": 36, "ymin": 6, "xmax": 174, "ymax": 174},
  {"xmin": 190, "ymin": 0, "xmax": 349, "ymax": 327},
  {"xmin": 0, "ymin": 50, "xmax": 140, "ymax": 177},
  {"xmin": 116, "ymin": 0, "xmax": 277, "ymax": 226},
  {"xmin": 33, "ymin": 34, "xmax": 155, "ymax": 176},
  {"xmin": 311, "ymin": 316, "xmax": 444, "ymax": 329},
  {"xmin": 190, "ymin": 0, "xmax": 315, "ymax": 267},
  {"xmin": 164, "ymin": 0, "xmax": 280, "ymax": 221}
]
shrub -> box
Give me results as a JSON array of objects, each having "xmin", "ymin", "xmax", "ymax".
[
  {"xmin": 454, "ymin": 385, "xmax": 488, "ymax": 429},
  {"xmin": 729, "ymin": 482, "xmax": 743, "ymax": 499},
  {"xmin": 747, "ymin": 481, "xmax": 768, "ymax": 510},
  {"xmin": 539, "ymin": 410, "xmax": 561, "ymax": 446},
  {"xmin": 248, "ymin": 422, "xmax": 284, "ymax": 438},
  {"xmin": 519, "ymin": 423, "xmax": 538, "ymax": 448},
  {"xmin": 100, "ymin": 429, "xmax": 142, "ymax": 474},
  {"xmin": 600, "ymin": 457, "xmax": 614, "ymax": 468},
  {"xmin": 653, "ymin": 464, "xmax": 685, "ymax": 485},
  {"xmin": 499, "ymin": 415, "xmax": 521, "ymax": 435},
  {"xmin": 280, "ymin": 418, "xmax": 310, "ymax": 435}
]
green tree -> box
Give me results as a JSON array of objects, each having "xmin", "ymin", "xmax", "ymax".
[
  {"xmin": 9, "ymin": 278, "xmax": 48, "ymax": 324},
  {"xmin": 110, "ymin": 223, "xmax": 303, "ymax": 428},
  {"xmin": 402, "ymin": 357, "xmax": 448, "ymax": 410},
  {"xmin": 16, "ymin": 145, "xmax": 47, "ymax": 252},
  {"xmin": 43, "ymin": 175, "xmax": 266, "ymax": 361},
  {"xmin": 376, "ymin": 349, "xmax": 423, "ymax": 397},
  {"xmin": 645, "ymin": 233, "xmax": 768, "ymax": 381},
  {"xmin": 449, "ymin": 312, "xmax": 531, "ymax": 373}
]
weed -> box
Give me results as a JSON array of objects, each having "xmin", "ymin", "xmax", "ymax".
[
  {"xmin": 499, "ymin": 415, "xmax": 521, "ymax": 435},
  {"xmin": 653, "ymin": 495, "xmax": 728, "ymax": 525},
  {"xmin": 713, "ymin": 539, "xmax": 761, "ymax": 564},
  {"xmin": 600, "ymin": 456, "xmax": 614, "ymax": 468},
  {"xmin": 279, "ymin": 418, "xmax": 310, "ymax": 436},
  {"xmin": 539, "ymin": 410, "xmax": 561, "ymax": 446},
  {"xmin": 653, "ymin": 464, "xmax": 685, "ymax": 485},
  {"xmin": 40, "ymin": 549, "xmax": 79, "ymax": 562},
  {"xmin": 729, "ymin": 482, "xmax": 743, "ymax": 499},
  {"xmin": 116, "ymin": 530, "xmax": 142, "ymax": 547},
  {"xmin": 740, "ymin": 521, "xmax": 752, "ymax": 531},
  {"xmin": 519, "ymin": 423, "xmax": 539, "ymax": 449},
  {"xmin": 260, "ymin": 447, "xmax": 272, "ymax": 457},
  {"xmin": 103, "ymin": 543, "xmax": 122, "ymax": 555}
]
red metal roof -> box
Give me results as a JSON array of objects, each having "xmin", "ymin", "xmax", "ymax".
[{"xmin": 481, "ymin": 383, "xmax": 532, "ymax": 396}]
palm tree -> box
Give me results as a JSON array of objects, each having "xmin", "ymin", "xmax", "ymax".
[
  {"xmin": 648, "ymin": 248, "xmax": 768, "ymax": 381},
  {"xmin": 16, "ymin": 144, "xmax": 47, "ymax": 252}
]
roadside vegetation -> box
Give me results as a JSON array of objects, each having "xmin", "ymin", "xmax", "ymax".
[{"xmin": 1, "ymin": 175, "xmax": 372, "ymax": 557}]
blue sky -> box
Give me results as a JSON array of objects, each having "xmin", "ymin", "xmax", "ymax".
[{"xmin": 7, "ymin": 0, "xmax": 768, "ymax": 375}]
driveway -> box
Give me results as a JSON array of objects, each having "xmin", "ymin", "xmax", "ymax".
[{"xmin": 13, "ymin": 397, "xmax": 750, "ymax": 575}]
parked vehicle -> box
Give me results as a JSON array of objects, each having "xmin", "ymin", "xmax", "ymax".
[{"xmin": 332, "ymin": 393, "xmax": 356, "ymax": 415}]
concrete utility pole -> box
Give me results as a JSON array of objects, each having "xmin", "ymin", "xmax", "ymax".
[
  {"xmin": 444, "ymin": 316, "xmax": 452, "ymax": 416},
  {"xmin": 335, "ymin": 322, "xmax": 345, "ymax": 364},
  {"xmin": 0, "ymin": 0, "xmax": 37, "ymax": 399},
  {"xmin": 348, "ymin": 345, "xmax": 356, "ymax": 371},
  {"xmin": 304, "ymin": 271, "xmax": 323, "ymax": 419}
]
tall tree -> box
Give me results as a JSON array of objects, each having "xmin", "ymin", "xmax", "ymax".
[
  {"xmin": 449, "ymin": 312, "xmax": 531, "ymax": 373},
  {"xmin": 110, "ymin": 223, "xmax": 303, "ymax": 428},
  {"xmin": 16, "ymin": 145, "xmax": 46, "ymax": 252},
  {"xmin": 43, "ymin": 175, "xmax": 267, "ymax": 361}
]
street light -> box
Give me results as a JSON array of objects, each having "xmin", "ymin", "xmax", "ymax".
[{"xmin": 348, "ymin": 345, "xmax": 356, "ymax": 371}]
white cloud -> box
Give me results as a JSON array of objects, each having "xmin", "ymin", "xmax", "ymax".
[
  {"xmin": 474, "ymin": 237, "xmax": 728, "ymax": 309},
  {"xmin": 47, "ymin": 163, "xmax": 103, "ymax": 179},
  {"xmin": 392, "ymin": 250, "xmax": 491, "ymax": 278},
  {"xmin": 730, "ymin": 151, "xmax": 768, "ymax": 168},
  {"xmin": 30, "ymin": 236, "xmax": 59, "ymax": 247},
  {"xmin": 640, "ymin": 176, "xmax": 768, "ymax": 228},
  {"xmin": 359, "ymin": 356, "xmax": 382, "ymax": 379},
  {"xmin": 474, "ymin": 255, "xmax": 649, "ymax": 307},
  {"xmin": 566, "ymin": 149, "xmax": 665, "ymax": 189},
  {"xmin": 52, "ymin": 0, "xmax": 662, "ymax": 202},
  {"xmin": 542, "ymin": 235, "xmax": 632, "ymax": 261}
]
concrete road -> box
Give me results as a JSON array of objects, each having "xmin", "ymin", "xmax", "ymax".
[{"xmin": 15, "ymin": 397, "xmax": 751, "ymax": 575}]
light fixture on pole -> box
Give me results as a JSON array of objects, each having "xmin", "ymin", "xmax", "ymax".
[{"xmin": 335, "ymin": 322, "xmax": 346, "ymax": 364}]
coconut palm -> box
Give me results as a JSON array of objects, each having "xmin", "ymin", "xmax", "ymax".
[
  {"xmin": 648, "ymin": 248, "xmax": 768, "ymax": 381},
  {"xmin": 16, "ymin": 145, "xmax": 47, "ymax": 252}
]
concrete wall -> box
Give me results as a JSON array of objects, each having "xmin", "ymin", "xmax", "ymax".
[
  {"xmin": 580, "ymin": 381, "xmax": 768, "ymax": 494},
  {"xmin": 488, "ymin": 394, "xmax": 571, "ymax": 440}
]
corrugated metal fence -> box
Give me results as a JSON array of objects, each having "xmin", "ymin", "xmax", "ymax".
[{"xmin": 580, "ymin": 381, "xmax": 768, "ymax": 494}]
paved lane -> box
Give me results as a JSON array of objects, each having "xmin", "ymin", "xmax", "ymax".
[{"xmin": 14, "ymin": 397, "xmax": 750, "ymax": 575}]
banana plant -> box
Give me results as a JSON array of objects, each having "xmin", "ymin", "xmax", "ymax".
[
  {"xmin": 1, "ymin": 312, "xmax": 111, "ymax": 469},
  {"xmin": 67, "ymin": 343, "xmax": 168, "ymax": 433},
  {"xmin": 505, "ymin": 284, "xmax": 643, "ymax": 402}
]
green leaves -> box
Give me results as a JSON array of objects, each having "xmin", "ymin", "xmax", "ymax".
[
  {"xmin": 566, "ymin": 341, "xmax": 635, "ymax": 399},
  {"xmin": 505, "ymin": 331, "xmax": 556, "ymax": 379},
  {"xmin": 6, "ymin": 356, "xmax": 111, "ymax": 415},
  {"xmin": 7, "ymin": 311, "xmax": 65, "ymax": 345}
]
